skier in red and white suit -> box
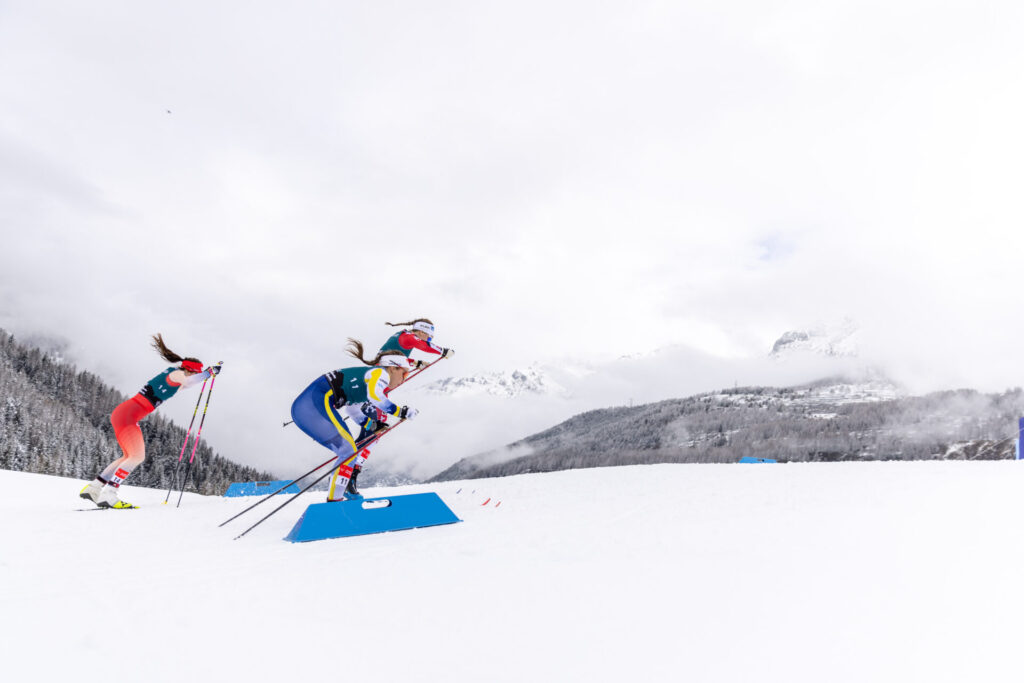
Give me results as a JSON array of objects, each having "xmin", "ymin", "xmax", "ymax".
[
  {"xmin": 79, "ymin": 334, "xmax": 220, "ymax": 509},
  {"xmin": 377, "ymin": 318, "xmax": 454, "ymax": 362}
]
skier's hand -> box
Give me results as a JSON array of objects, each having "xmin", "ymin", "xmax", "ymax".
[
  {"xmin": 361, "ymin": 403, "xmax": 385, "ymax": 422},
  {"xmin": 207, "ymin": 364, "xmax": 222, "ymax": 376},
  {"xmin": 442, "ymin": 347, "xmax": 455, "ymax": 359},
  {"xmin": 398, "ymin": 405, "xmax": 419, "ymax": 420},
  {"xmin": 413, "ymin": 359, "xmax": 427, "ymax": 370}
]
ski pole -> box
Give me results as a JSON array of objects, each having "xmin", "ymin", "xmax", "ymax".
[
  {"xmin": 218, "ymin": 420, "xmax": 402, "ymax": 527},
  {"xmin": 281, "ymin": 356, "xmax": 444, "ymax": 428},
  {"xmin": 176, "ymin": 362, "xmax": 222, "ymax": 507},
  {"xmin": 164, "ymin": 376, "xmax": 209, "ymax": 504},
  {"xmin": 399, "ymin": 354, "xmax": 447, "ymax": 387},
  {"xmin": 232, "ymin": 419, "xmax": 409, "ymax": 539},
  {"xmin": 233, "ymin": 460, "xmax": 340, "ymax": 540}
]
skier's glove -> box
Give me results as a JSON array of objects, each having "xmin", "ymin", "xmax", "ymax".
[
  {"xmin": 398, "ymin": 405, "xmax": 419, "ymax": 420},
  {"xmin": 413, "ymin": 359, "xmax": 427, "ymax": 370},
  {"xmin": 207, "ymin": 364, "xmax": 222, "ymax": 376},
  {"xmin": 361, "ymin": 403, "xmax": 386, "ymax": 422},
  {"xmin": 442, "ymin": 348, "xmax": 455, "ymax": 359}
]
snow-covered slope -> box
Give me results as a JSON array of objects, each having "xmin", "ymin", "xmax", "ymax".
[{"xmin": 3, "ymin": 463, "xmax": 1023, "ymax": 682}]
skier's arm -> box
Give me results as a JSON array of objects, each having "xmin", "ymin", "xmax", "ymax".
[
  {"xmin": 364, "ymin": 368, "xmax": 417, "ymax": 418},
  {"xmin": 167, "ymin": 368, "xmax": 212, "ymax": 388},
  {"xmin": 398, "ymin": 331, "xmax": 445, "ymax": 356},
  {"xmin": 364, "ymin": 368, "xmax": 400, "ymax": 416}
]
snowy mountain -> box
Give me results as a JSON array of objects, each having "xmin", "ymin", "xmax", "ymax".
[
  {"xmin": 420, "ymin": 365, "xmax": 566, "ymax": 398},
  {"xmin": 430, "ymin": 377, "xmax": 1019, "ymax": 481},
  {"xmin": 5, "ymin": 462, "xmax": 1024, "ymax": 682},
  {"xmin": 770, "ymin": 319, "xmax": 861, "ymax": 357},
  {"xmin": 377, "ymin": 329, "xmax": 896, "ymax": 482}
]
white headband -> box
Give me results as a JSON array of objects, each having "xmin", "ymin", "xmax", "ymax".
[{"xmin": 412, "ymin": 321, "xmax": 435, "ymax": 336}]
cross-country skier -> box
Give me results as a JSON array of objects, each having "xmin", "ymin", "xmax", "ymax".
[
  {"xmin": 334, "ymin": 318, "xmax": 452, "ymax": 494},
  {"xmin": 378, "ymin": 318, "xmax": 455, "ymax": 364},
  {"xmin": 79, "ymin": 334, "xmax": 221, "ymax": 509},
  {"xmin": 289, "ymin": 346, "xmax": 418, "ymax": 502}
]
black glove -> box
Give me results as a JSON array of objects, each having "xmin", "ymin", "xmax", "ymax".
[
  {"xmin": 207, "ymin": 364, "xmax": 223, "ymax": 376},
  {"xmin": 441, "ymin": 348, "xmax": 455, "ymax": 359},
  {"xmin": 397, "ymin": 405, "xmax": 419, "ymax": 420}
]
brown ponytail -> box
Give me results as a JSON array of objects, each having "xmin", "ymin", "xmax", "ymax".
[
  {"xmin": 151, "ymin": 333, "xmax": 200, "ymax": 366},
  {"xmin": 385, "ymin": 318, "xmax": 433, "ymax": 328},
  {"xmin": 346, "ymin": 338, "xmax": 408, "ymax": 367}
]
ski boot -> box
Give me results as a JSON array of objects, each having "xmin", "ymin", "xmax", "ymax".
[
  {"xmin": 79, "ymin": 480, "xmax": 104, "ymax": 505},
  {"xmin": 356, "ymin": 420, "xmax": 382, "ymax": 443},
  {"xmin": 97, "ymin": 486, "xmax": 138, "ymax": 509},
  {"xmin": 345, "ymin": 465, "xmax": 362, "ymax": 498}
]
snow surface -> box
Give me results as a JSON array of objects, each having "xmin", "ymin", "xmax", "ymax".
[{"xmin": 2, "ymin": 462, "xmax": 1024, "ymax": 682}]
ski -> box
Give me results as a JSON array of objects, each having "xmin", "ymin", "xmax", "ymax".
[{"xmin": 75, "ymin": 503, "xmax": 140, "ymax": 511}]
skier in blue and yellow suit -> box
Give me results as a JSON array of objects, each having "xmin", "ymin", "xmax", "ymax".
[{"xmin": 290, "ymin": 348, "xmax": 418, "ymax": 502}]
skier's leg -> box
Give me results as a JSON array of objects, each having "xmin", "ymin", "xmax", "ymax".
[
  {"xmin": 92, "ymin": 399, "xmax": 148, "ymax": 508},
  {"xmin": 327, "ymin": 444, "xmax": 359, "ymax": 502},
  {"xmin": 346, "ymin": 448, "xmax": 370, "ymax": 496},
  {"xmin": 101, "ymin": 398, "xmax": 148, "ymax": 484},
  {"xmin": 103, "ymin": 423, "xmax": 146, "ymax": 483},
  {"xmin": 290, "ymin": 379, "xmax": 358, "ymax": 501}
]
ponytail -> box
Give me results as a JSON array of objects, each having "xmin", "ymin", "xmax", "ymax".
[
  {"xmin": 385, "ymin": 317, "xmax": 433, "ymax": 328},
  {"xmin": 346, "ymin": 338, "xmax": 407, "ymax": 367},
  {"xmin": 151, "ymin": 333, "xmax": 201, "ymax": 366}
]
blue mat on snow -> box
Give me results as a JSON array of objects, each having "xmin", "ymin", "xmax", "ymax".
[
  {"xmin": 285, "ymin": 492, "xmax": 461, "ymax": 542},
  {"xmin": 738, "ymin": 457, "xmax": 777, "ymax": 464},
  {"xmin": 223, "ymin": 480, "xmax": 301, "ymax": 497}
]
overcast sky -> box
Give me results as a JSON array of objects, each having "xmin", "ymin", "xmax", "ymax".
[{"xmin": 4, "ymin": 1, "xmax": 1024, "ymax": 476}]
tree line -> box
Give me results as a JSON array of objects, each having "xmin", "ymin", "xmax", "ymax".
[{"xmin": 0, "ymin": 330, "xmax": 271, "ymax": 494}]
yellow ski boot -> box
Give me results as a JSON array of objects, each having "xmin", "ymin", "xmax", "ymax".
[{"xmin": 97, "ymin": 486, "xmax": 138, "ymax": 510}]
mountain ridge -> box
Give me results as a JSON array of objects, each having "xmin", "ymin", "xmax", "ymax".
[{"xmin": 429, "ymin": 376, "xmax": 1020, "ymax": 481}]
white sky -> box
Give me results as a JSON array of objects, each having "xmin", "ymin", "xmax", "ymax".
[{"xmin": 4, "ymin": 1, "xmax": 1024, "ymax": 475}]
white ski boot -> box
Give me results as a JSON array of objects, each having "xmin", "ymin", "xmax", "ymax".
[
  {"xmin": 97, "ymin": 486, "xmax": 137, "ymax": 510},
  {"xmin": 79, "ymin": 480, "xmax": 104, "ymax": 505}
]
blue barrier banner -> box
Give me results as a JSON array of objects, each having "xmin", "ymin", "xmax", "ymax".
[
  {"xmin": 285, "ymin": 492, "xmax": 461, "ymax": 542},
  {"xmin": 223, "ymin": 480, "xmax": 302, "ymax": 497},
  {"xmin": 738, "ymin": 457, "xmax": 777, "ymax": 464}
]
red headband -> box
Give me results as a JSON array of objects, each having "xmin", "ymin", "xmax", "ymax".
[{"xmin": 181, "ymin": 360, "xmax": 204, "ymax": 373}]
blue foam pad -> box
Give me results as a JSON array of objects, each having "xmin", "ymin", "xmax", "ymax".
[
  {"xmin": 223, "ymin": 480, "xmax": 302, "ymax": 497},
  {"xmin": 738, "ymin": 457, "xmax": 777, "ymax": 464},
  {"xmin": 285, "ymin": 492, "xmax": 461, "ymax": 542}
]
